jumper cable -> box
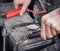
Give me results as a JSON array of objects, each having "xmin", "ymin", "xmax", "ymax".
[{"xmin": 0, "ymin": 7, "xmax": 46, "ymax": 19}]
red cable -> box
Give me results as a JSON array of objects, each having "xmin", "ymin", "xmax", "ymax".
[
  {"xmin": 5, "ymin": 7, "xmax": 47, "ymax": 19},
  {"xmin": 27, "ymin": 9, "xmax": 46, "ymax": 14}
]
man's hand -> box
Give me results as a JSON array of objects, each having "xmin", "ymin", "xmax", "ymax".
[
  {"xmin": 41, "ymin": 8, "xmax": 60, "ymax": 40},
  {"xmin": 14, "ymin": 0, "xmax": 31, "ymax": 15}
]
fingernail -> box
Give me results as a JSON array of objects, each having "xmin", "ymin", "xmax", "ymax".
[
  {"xmin": 20, "ymin": 13, "xmax": 23, "ymax": 16},
  {"xmin": 43, "ymin": 38, "xmax": 46, "ymax": 40},
  {"xmin": 42, "ymin": 37, "xmax": 46, "ymax": 40}
]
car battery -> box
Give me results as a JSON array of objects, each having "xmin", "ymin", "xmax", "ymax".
[{"xmin": 7, "ymin": 26, "xmax": 53, "ymax": 51}]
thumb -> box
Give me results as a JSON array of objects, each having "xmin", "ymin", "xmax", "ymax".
[
  {"xmin": 20, "ymin": 0, "xmax": 31, "ymax": 15},
  {"xmin": 20, "ymin": 4, "xmax": 28, "ymax": 15}
]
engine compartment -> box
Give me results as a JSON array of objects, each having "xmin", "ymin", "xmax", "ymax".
[{"xmin": 0, "ymin": 0, "xmax": 60, "ymax": 51}]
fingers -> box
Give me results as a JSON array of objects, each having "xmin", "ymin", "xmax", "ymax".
[
  {"xmin": 14, "ymin": 0, "xmax": 23, "ymax": 9},
  {"xmin": 20, "ymin": 0, "xmax": 31, "ymax": 15},
  {"xmin": 41, "ymin": 16, "xmax": 57, "ymax": 40},
  {"xmin": 51, "ymin": 26, "xmax": 57, "ymax": 36},
  {"xmin": 41, "ymin": 17, "xmax": 47, "ymax": 40},
  {"xmin": 14, "ymin": 3, "xmax": 19, "ymax": 9},
  {"xmin": 46, "ymin": 23, "xmax": 53, "ymax": 38},
  {"xmin": 14, "ymin": 0, "xmax": 31, "ymax": 15},
  {"xmin": 52, "ymin": 23, "xmax": 60, "ymax": 34},
  {"xmin": 14, "ymin": 0, "xmax": 19, "ymax": 9},
  {"xmin": 45, "ymin": 20, "xmax": 57, "ymax": 39},
  {"xmin": 20, "ymin": 4, "xmax": 28, "ymax": 15}
]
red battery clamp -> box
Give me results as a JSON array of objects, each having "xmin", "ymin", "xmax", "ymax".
[{"xmin": 5, "ymin": 7, "xmax": 46, "ymax": 19}]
